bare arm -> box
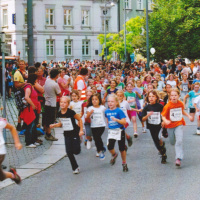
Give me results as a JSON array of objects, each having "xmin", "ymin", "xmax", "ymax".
[
  {"xmin": 14, "ymin": 81, "xmax": 25, "ymax": 88},
  {"xmin": 74, "ymin": 114, "xmax": 84, "ymax": 136}
]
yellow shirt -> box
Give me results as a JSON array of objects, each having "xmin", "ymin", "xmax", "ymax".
[{"xmin": 14, "ymin": 70, "xmax": 25, "ymax": 83}]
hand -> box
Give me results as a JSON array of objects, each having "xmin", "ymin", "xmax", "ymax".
[
  {"xmin": 15, "ymin": 142, "xmax": 22, "ymax": 150},
  {"xmin": 189, "ymin": 115, "xmax": 193, "ymax": 122},
  {"xmin": 79, "ymin": 130, "xmax": 84, "ymax": 136},
  {"xmin": 111, "ymin": 116, "xmax": 117, "ymax": 122},
  {"xmin": 90, "ymin": 109, "xmax": 94, "ymax": 115},
  {"xmin": 197, "ymin": 109, "xmax": 200, "ymax": 112},
  {"xmin": 164, "ymin": 119, "xmax": 171, "ymax": 125},
  {"xmin": 49, "ymin": 124, "xmax": 55, "ymax": 129},
  {"xmin": 148, "ymin": 111, "xmax": 154, "ymax": 116},
  {"xmin": 32, "ymin": 104, "xmax": 36, "ymax": 110}
]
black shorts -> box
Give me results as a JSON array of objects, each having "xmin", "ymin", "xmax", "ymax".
[
  {"xmin": 0, "ymin": 155, "xmax": 6, "ymax": 181},
  {"xmin": 44, "ymin": 106, "xmax": 56, "ymax": 127},
  {"xmin": 107, "ymin": 130, "xmax": 125, "ymax": 152},
  {"xmin": 190, "ymin": 108, "xmax": 196, "ymax": 113}
]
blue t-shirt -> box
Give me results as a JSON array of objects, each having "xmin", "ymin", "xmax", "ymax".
[
  {"xmin": 188, "ymin": 91, "xmax": 199, "ymax": 108},
  {"xmin": 192, "ymin": 79, "xmax": 200, "ymax": 84},
  {"xmin": 105, "ymin": 108, "xmax": 126, "ymax": 129}
]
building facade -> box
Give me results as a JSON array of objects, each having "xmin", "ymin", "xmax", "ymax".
[{"xmin": 0, "ymin": 0, "xmax": 118, "ymax": 62}]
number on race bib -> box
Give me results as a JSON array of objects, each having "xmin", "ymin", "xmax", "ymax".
[
  {"xmin": 60, "ymin": 118, "xmax": 73, "ymax": 131},
  {"xmin": 170, "ymin": 108, "xmax": 182, "ymax": 121},
  {"xmin": 147, "ymin": 112, "xmax": 161, "ymax": 125},
  {"xmin": 108, "ymin": 128, "xmax": 122, "ymax": 140},
  {"xmin": 91, "ymin": 112, "xmax": 103, "ymax": 127}
]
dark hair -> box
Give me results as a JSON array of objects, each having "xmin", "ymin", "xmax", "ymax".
[
  {"xmin": 27, "ymin": 73, "xmax": 37, "ymax": 85},
  {"xmin": 28, "ymin": 66, "xmax": 36, "ymax": 74},
  {"xmin": 50, "ymin": 68, "xmax": 60, "ymax": 78},
  {"xmin": 34, "ymin": 62, "xmax": 41, "ymax": 69},
  {"xmin": 145, "ymin": 90, "xmax": 160, "ymax": 103},
  {"xmin": 87, "ymin": 93, "xmax": 102, "ymax": 107},
  {"xmin": 80, "ymin": 68, "xmax": 88, "ymax": 75}
]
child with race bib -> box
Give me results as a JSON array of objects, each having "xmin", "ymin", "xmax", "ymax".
[
  {"xmin": 50, "ymin": 96, "xmax": 84, "ymax": 174},
  {"xmin": 124, "ymin": 82, "xmax": 138, "ymax": 138},
  {"xmin": 70, "ymin": 90, "xmax": 83, "ymax": 117},
  {"xmin": 105, "ymin": 94, "xmax": 128, "ymax": 172},
  {"xmin": 161, "ymin": 88, "xmax": 193, "ymax": 167},
  {"xmin": 141, "ymin": 90, "xmax": 167, "ymax": 164},
  {"xmin": 86, "ymin": 93, "xmax": 106, "ymax": 160}
]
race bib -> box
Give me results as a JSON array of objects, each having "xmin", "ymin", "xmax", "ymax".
[
  {"xmin": 96, "ymin": 84, "xmax": 101, "ymax": 90},
  {"xmin": 60, "ymin": 118, "xmax": 73, "ymax": 131},
  {"xmin": 170, "ymin": 108, "xmax": 182, "ymax": 121},
  {"xmin": 108, "ymin": 128, "xmax": 121, "ymax": 140},
  {"xmin": 127, "ymin": 96, "xmax": 136, "ymax": 107},
  {"xmin": 182, "ymin": 85, "xmax": 188, "ymax": 92},
  {"xmin": 117, "ymin": 85, "xmax": 123, "ymax": 90},
  {"xmin": 147, "ymin": 112, "xmax": 161, "ymax": 125},
  {"xmin": 91, "ymin": 112, "xmax": 103, "ymax": 127}
]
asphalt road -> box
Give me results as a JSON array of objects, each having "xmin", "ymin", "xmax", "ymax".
[{"xmin": 1, "ymin": 117, "xmax": 200, "ymax": 200}]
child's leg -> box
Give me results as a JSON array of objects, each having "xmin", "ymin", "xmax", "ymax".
[
  {"xmin": 108, "ymin": 139, "xmax": 118, "ymax": 165},
  {"xmin": 0, "ymin": 155, "xmax": 13, "ymax": 181},
  {"xmin": 149, "ymin": 127, "xmax": 163, "ymax": 151},
  {"xmin": 64, "ymin": 135, "xmax": 79, "ymax": 171},
  {"xmin": 131, "ymin": 116, "xmax": 137, "ymax": 133},
  {"xmin": 91, "ymin": 127, "xmax": 105, "ymax": 152},
  {"xmin": 174, "ymin": 126, "xmax": 184, "ymax": 160},
  {"xmin": 118, "ymin": 130, "xmax": 126, "ymax": 163},
  {"xmin": 167, "ymin": 128, "xmax": 176, "ymax": 145}
]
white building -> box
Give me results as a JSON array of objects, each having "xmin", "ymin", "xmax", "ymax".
[{"xmin": 0, "ymin": 0, "xmax": 118, "ymax": 62}]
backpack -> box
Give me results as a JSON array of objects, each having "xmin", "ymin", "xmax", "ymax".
[{"xmin": 14, "ymin": 84, "xmax": 32, "ymax": 112}]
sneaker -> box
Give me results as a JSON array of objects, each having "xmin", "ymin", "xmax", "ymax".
[
  {"xmin": 36, "ymin": 139, "xmax": 43, "ymax": 145},
  {"xmin": 86, "ymin": 140, "xmax": 92, "ymax": 149},
  {"xmin": 26, "ymin": 144, "xmax": 36, "ymax": 148},
  {"xmin": 99, "ymin": 151, "xmax": 105, "ymax": 160},
  {"xmin": 142, "ymin": 127, "xmax": 146, "ymax": 133},
  {"xmin": 161, "ymin": 154, "xmax": 167, "ymax": 164},
  {"xmin": 73, "ymin": 167, "xmax": 80, "ymax": 174},
  {"xmin": 133, "ymin": 132, "xmax": 138, "ymax": 138},
  {"xmin": 110, "ymin": 153, "xmax": 118, "ymax": 166},
  {"xmin": 122, "ymin": 164, "xmax": 128, "ymax": 172},
  {"xmin": 96, "ymin": 152, "xmax": 100, "ymax": 157},
  {"xmin": 34, "ymin": 142, "xmax": 40, "ymax": 146},
  {"xmin": 9, "ymin": 168, "xmax": 21, "ymax": 184},
  {"xmin": 159, "ymin": 142, "xmax": 166, "ymax": 155},
  {"xmin": 196, "ymin": 128, "xmax": 200, "ymax": 135},
  {"xmin": 45, "ymin": 134, "xmax": 58, "ymax": 141},
  {"xmin": 16, "ymin": 124, "xmax": 21, "ymax": 131},
  {"xmin": 84, "ymin": 140, "xmax": 87, "ymax": 146},
  {"xmin": 127, "ymin": 136, "xmax": 133, "ymax": 147},
  {"xmin": 175, "ymin": 158, "xmax": 181, "ymax": 167}
]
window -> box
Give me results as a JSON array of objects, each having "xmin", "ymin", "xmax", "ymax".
[
  {"xmin": 64, "ymin": 9, "xmax": 72, "ymax": 26},
  {"xmin": 24, "ymin": 7, "xmax": 27, "ymax": 25},
  {"xmin": 64, "ymin": 40, "xmax": 72, "ymax": 56},
  {"xmin": 3, "ymin": 9, "xmax": 8, "ymax": 27},
  {"xmin": 46, "ymin": 8, "xmax": 54, "ymax": 25},
  {"xmin": 46, "ymin": 40, "xmax": 54, "ymax": 56},
  {"xmin": 125, "ymin": 0, "xmax": 131, "ymax": 9},
  {"xmin": 102, "ymin": 19, "xmax": 109, "ymax": 32},
  {"xmin": 148, "ymin": 0, "xmax": 153, "ymax": 10},
  {"xmin": 137, "ymin": 0, "xmax": 143, "ymax": 10},
  {"xmin": 81, "ymin": 10, "xmax": 89, "ymax": 26},
  {"xmin": 82, "ymin": 40, "xmax": 90, "ymax": 56}
]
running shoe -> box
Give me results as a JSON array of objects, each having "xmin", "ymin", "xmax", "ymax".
[
  {"xmin": 127, "ymin": 136, "xmax": 133, "ymax": 147},
  {"xmin": 16, "ymin": 124, "xmax": 21, "ymax": 131},
  {"xmin": 9, "ymin": 167, "xmax": 21, "ymax": 184},
  {"xmin": 122, "ymin": 164, "xmax": 128, "ymax": 172},
  {"xmin": 45, "ymin": 134, "xmax": 58, "ymax": 141},
  {"xmin": 73, "ymin": 167, "xmax": 80, "ymax": 174},
  {"xmin": 196, "ymin": 128, "xmax": 200, "ymax": 135},
  {"xmin": 96, "ymin": 152, "xmax": 100, "ymax": 157},
  {"xmin": 99, "ymin": 151, "xmax": 105, "ymax": 160},
  {"xmin": 133, "ymin": 132, "xmax": 138, "ymax": 138},
  {"xmin": 175, "ymin": 158, "xmax": 181, "ymax": 167},
  {"xmin": 26, "ymin": 144, "xmax": 36, "ymax": 148},
  {"xmin": 161, "ymin": 154, "xmax": 167, "ymax": 164},
  {"xmin": 86, "ymin": 140, "xmax": 92, "ymax": 149},
  {"xmin": 36, "ymin": 139, "xmax": 43, "ymax": 145},
  {"xmin": 142, "ymin": 127, "xmax": 146, "ymax": 133},
  {"xmin": 110, "ymin": 153, "xmax": 118, "ymax": 166},
  {"xmin": 34, "ymin": 142, "xmax": 40, "ymax": 146}
]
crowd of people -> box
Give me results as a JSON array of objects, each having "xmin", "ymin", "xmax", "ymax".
[{"xmin": 0, "ymin": 57, "xmax": 200, "ymax": 183}]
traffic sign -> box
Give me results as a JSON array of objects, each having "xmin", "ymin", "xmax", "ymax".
[{"xmin": 1, "ymin": 43, "xmax": 11, "ymax": 54}]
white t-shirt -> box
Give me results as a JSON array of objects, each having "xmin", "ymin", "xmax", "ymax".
[
  {"xmin": 120, "ymin": 100, "xmax": 131, "ymax": 125},
  {"xmin": 64, "ymin": 75, "xmax": 70, "ymax": 82},
  {"xmin": 70, "ymin": 101, "xmax": 83, "ymax": 115},
  {"xmin": 166, "ymin": 80, "xmax": 176, "ymax": 88},
  {"xmin": 77, "ymin": 76, "xmax": 85, "ymax": 90},
  {"xmin": 0, "ymin": 118, "xmax": 7, "ymax": 155},
  {"xmin": 87, "ymin": 105, "xmax": 106, "ymax": 128}
]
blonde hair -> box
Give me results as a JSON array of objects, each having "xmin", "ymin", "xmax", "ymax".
[
  {"xmin": 169, "ymin": 88, "xmax": 180, "ymax": 97},
  {"xmin": 60, "ymin": 96, "xmax": 70, "ymax": 104},
  {"xmin": 116, "ymin": 89, "xmax": 124, "ymax": 96},
  {"xmin": 107, "ymin": 94, "xmax": 120, "ymax": 107}
]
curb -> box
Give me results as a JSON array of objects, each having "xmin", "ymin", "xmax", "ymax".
[{"xmin": 0, "ymin": 128, "xmax": 65, "ymax": 190}]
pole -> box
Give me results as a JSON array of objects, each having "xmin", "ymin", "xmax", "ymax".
[
  {"xmin": 1, "ymin": 32, "xmax": 6, "ymax": 141},
  {"xmin": 146, "ymin": 0, "xmax": 150, "ymax": 71},
  {"xmin": 124, "ymin": 2, "xmax": 126, "ymax": 62},
  {"xmin": 104, "ymin": 2, "xmax": 107, "ymax": 61},
  {"xmin": 27, "ymin": 0, "xmax": 34, "ymax": 66}
]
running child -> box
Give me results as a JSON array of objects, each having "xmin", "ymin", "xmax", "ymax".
[
  {"xmin": 105, "ymin": 94, "xmax": 128, "ymax": 172},
  {"xmin": 0, "ymin": 118, "xmax": 22, "ymax": 184},
  {"xmin": 70, "ymin": 90, "xmax": 83, "ymax": 117},
  {"xmin": 161, "ymin": 88, "xmax": 193, "ymax": 167},
  {"xmin": 50, "ymin": 96, "xmax": 84, "ymax": 174},
  {"xmin": 86, "ymin": 93, "xmax": 106, "ymax": 159},
  {"xmin": 141, "ymin": 90, "xmax": 167, "ymax": 164}
]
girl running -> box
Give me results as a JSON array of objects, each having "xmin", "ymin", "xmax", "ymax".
[
  {"xmin": 179, "ymin": 74, "xmax": 189, "ymax": 101},
  {"xmin": 0, "ymin": 118, "xmax": 22, "ymax": 184},
  {"xmin": 105, "ymin": 94, "xmax": 128, "ymax": 172},
  {"xmin": 70, "ymin": 90, "xmax": 83, "ymax": 117},
  {"xmin": 86, "ymin": 93, "xmax": 106, "ymax": 160},
  {"xmin": 141, "ymin": 90, "xmax": 167, "ymax": 164},
  {"xmin": 161, "ymin": 88, "xmax": 193, "ymax": 167},
  {"xmin": 50, "ymin": 96, "xmax": 84, "ymax": 174}
]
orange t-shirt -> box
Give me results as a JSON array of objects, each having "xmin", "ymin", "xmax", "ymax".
[{"xmin": 161, "ymin": 100, "xmax": 186, "ymax": 128}]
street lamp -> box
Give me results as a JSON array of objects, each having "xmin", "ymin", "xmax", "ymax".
[
  {"xmin": 103, "ymin": 0, "xmax": 115, "ymax": 61},
  {"xmin": 150, "ymin": 47, "xmax": 155, "ymax": 61}
]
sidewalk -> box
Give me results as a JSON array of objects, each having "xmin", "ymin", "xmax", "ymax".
[{"xmin": 0, "ymin": 97, "xmax": 66, "ymax": 189}]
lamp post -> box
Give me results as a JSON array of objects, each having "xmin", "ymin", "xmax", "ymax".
[
  {"xmin": 146, "ymin": 0, "xmax": 150, "ymax": 71},
  {"xmin": 103, "ymin": 0, "xmax": 115, "ymax": 61}
]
